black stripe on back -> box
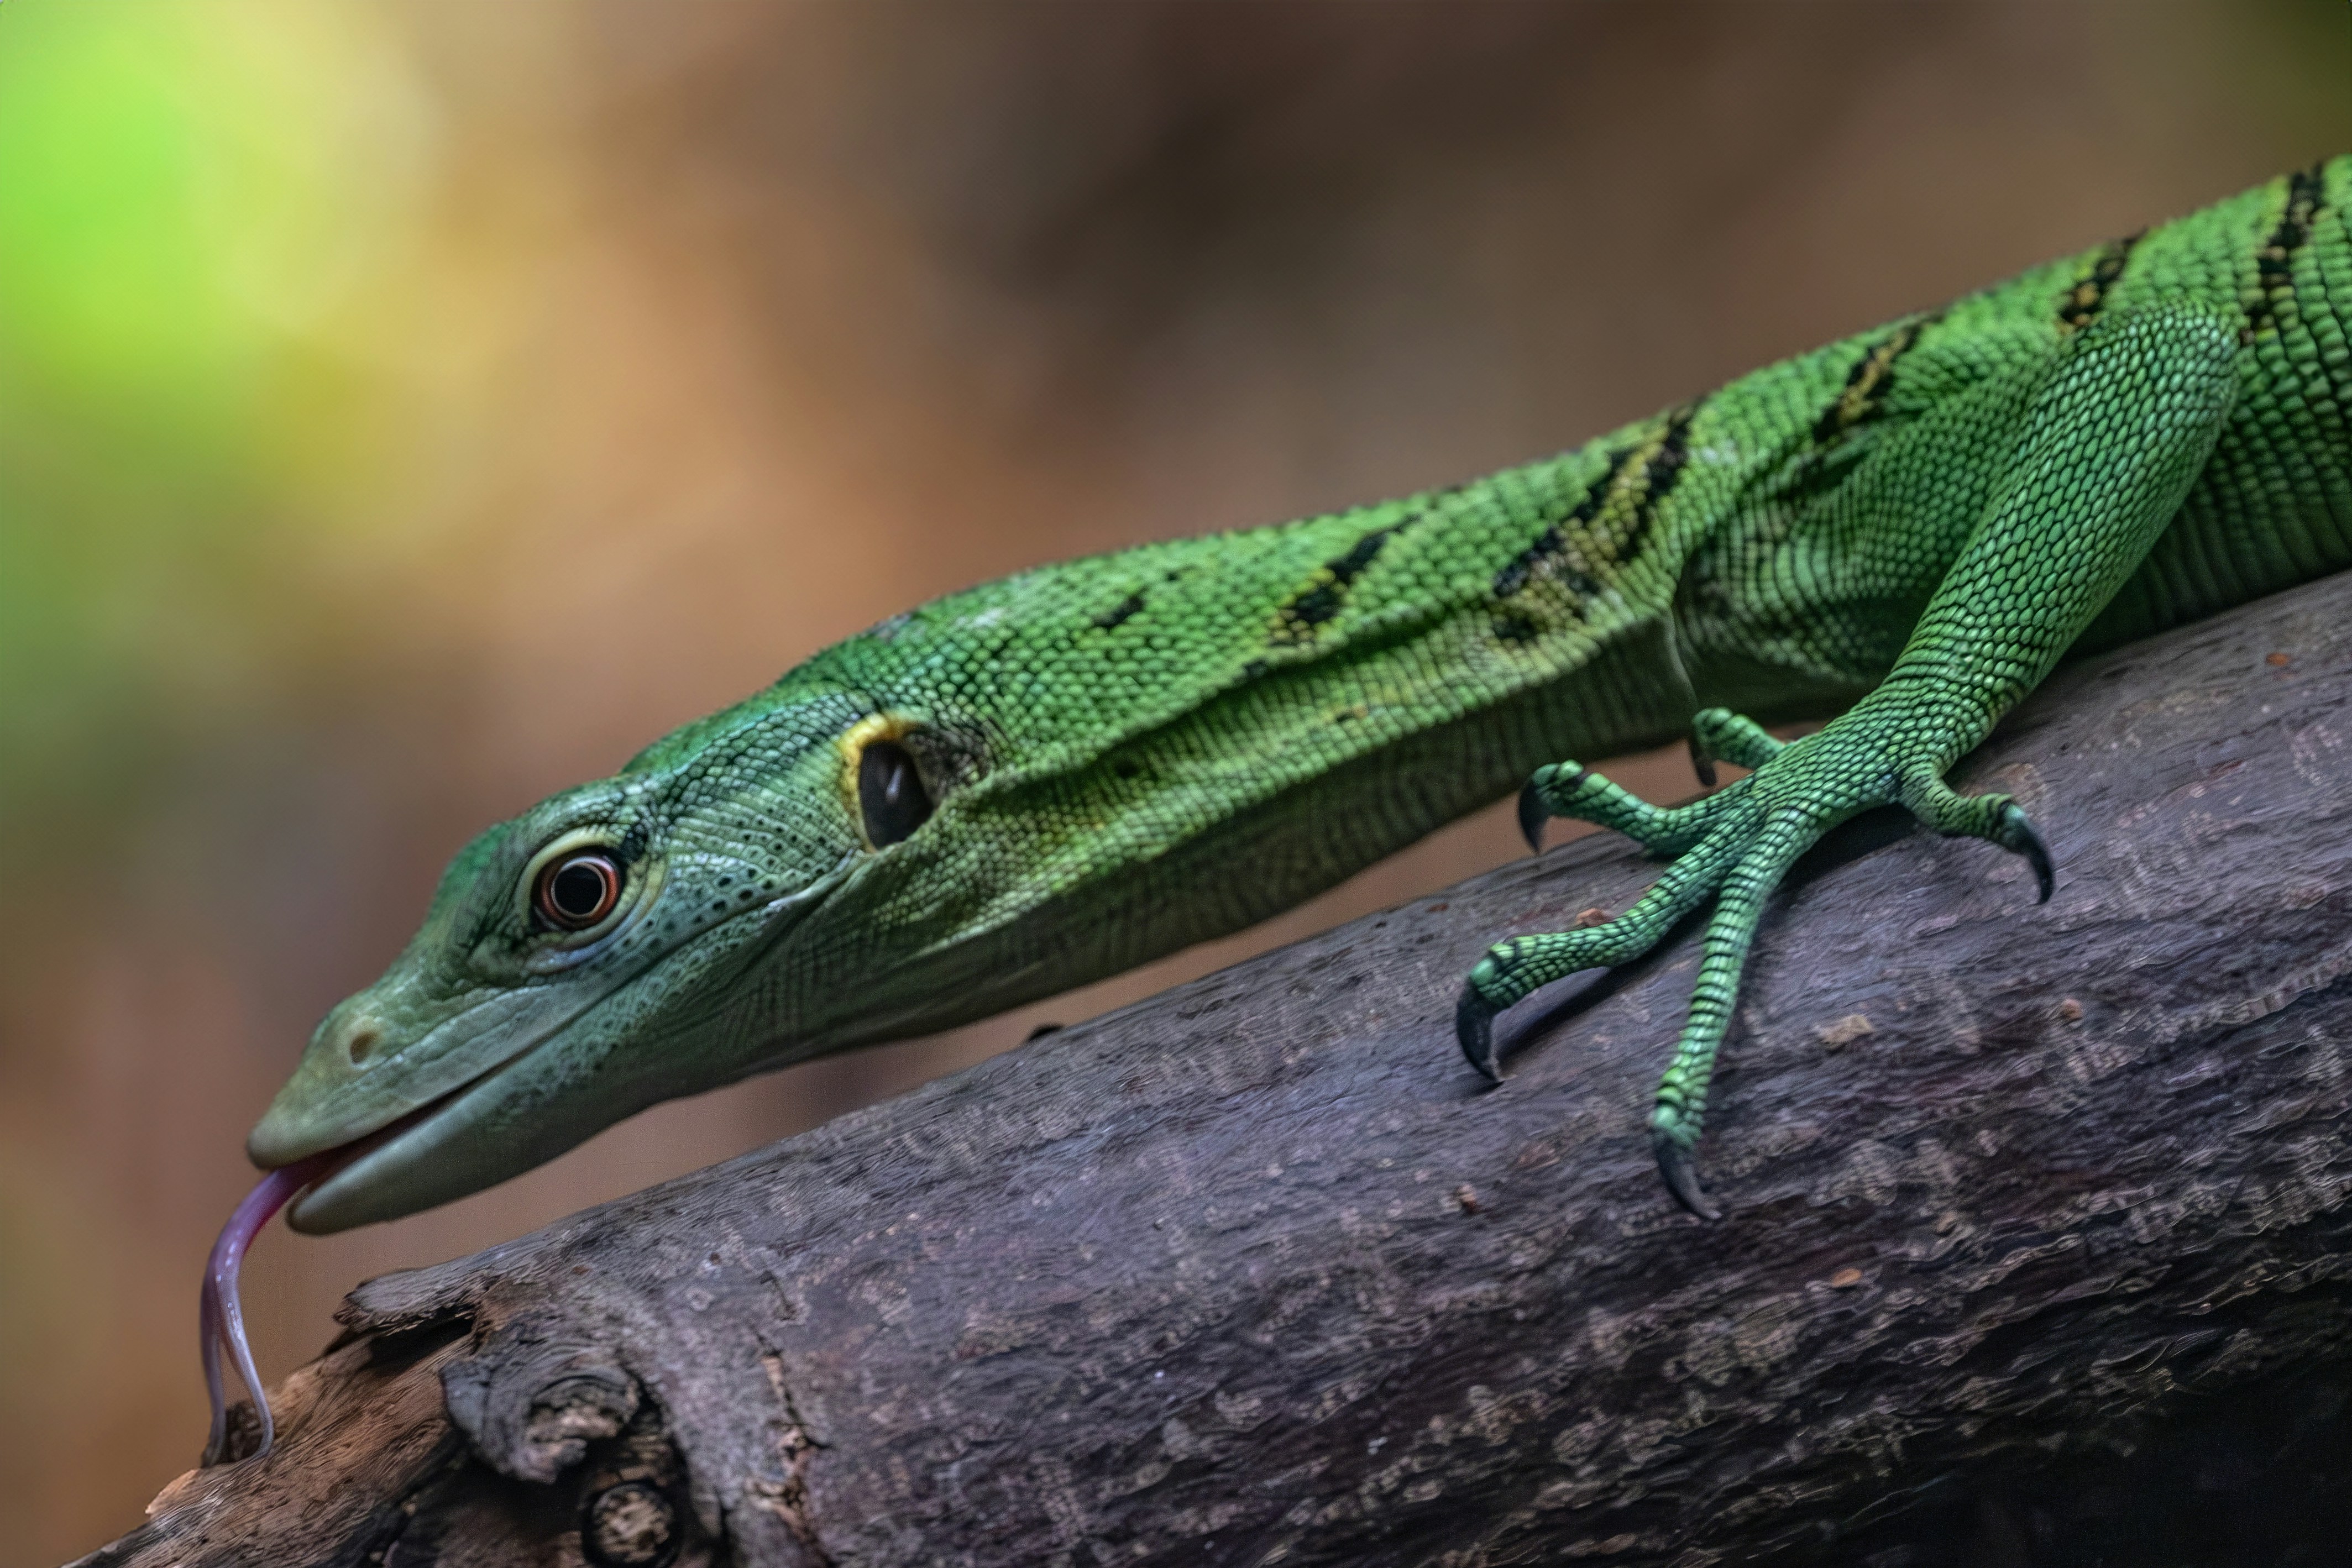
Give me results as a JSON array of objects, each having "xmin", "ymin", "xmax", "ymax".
[
  {"xmin": 2057, "ymin": 230, "xmax": 2141, "ymax": 332},
  {"xmin": 1616, "ymin": 402, "xmax": 1698, "ymax": 564},
  {"xmin": 1812, "ymin": 317, "xmax": 1933, "ymax": 444},
  {"xmin": 1269, "ymin": 520, "xmax": 1410, "ymax": 644},
  {"xmin": 1491, "ymin": 444, "xmax": 1636, "ymax": 601},
  {"xmin": 1090, "ymin": 592, "xmax": 1145, "ymax": 630},
  {"xmin": 1487, "ymin": 401, "xmax": 1700, "ymax": 632},
  {"xmin": 2244, "ymin": 162, "xmax": 2328, "ymax": 342}
]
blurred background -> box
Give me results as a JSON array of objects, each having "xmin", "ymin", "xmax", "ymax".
[{"xmin": 0, "ymin": 1, "xmax": 2341, "ymax": 1559}]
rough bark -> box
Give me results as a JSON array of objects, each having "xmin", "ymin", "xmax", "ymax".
[{"xmin": 71, "ymin": 572, "xmax": 2352, "ymax": 1568}]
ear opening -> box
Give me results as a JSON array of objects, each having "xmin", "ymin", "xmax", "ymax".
[{"xmin": 856, "ymin": 736, "xmax": 934, "ymax": 847}]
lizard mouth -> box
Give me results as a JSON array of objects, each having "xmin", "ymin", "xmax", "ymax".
[{"xmin": 279, "ymin": 1018, "xmax": 561, "ymax": 1232}]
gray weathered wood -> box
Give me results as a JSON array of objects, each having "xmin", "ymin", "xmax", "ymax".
[{"xmin": 71, "ymin": 572, "xmax": 2352, "ymax": 1567}]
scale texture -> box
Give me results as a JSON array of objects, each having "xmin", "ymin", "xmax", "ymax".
[{"xmin": 244, "ymin": 159, "xmax": 2351, "ymax": 1228}]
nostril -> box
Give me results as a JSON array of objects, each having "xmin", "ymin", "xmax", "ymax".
[{"xmin": 344, "ymin": 1027, "xmax": 382, "ymax": 1067}]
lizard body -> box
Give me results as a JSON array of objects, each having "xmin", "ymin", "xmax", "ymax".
[{"xmin": 248, "ymin": 158, "xmax": 2351, "ymax": 1232}]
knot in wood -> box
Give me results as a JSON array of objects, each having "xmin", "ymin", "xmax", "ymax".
[
  {"xmin": 584, "ymin": 1478, "xmax": 679, "ymax": 1567},
  {"xmin": 441, "ymin": 1321, "xmax": 641, "ymax": 1483}
]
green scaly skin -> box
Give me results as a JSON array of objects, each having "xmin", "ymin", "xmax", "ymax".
[{"xmin": 251, "ymin": 159, "xmax": 2351, "ymax": 1230}]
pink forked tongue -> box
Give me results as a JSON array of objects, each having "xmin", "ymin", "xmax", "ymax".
[{"xmin": 199, "ymin": 1150, "xmax": 337, "ymax": 1466}]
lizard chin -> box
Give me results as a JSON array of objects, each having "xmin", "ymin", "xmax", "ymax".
[{"xmin": 277, "ymin": 1051, "xmax": 529, "ymax": 1232}]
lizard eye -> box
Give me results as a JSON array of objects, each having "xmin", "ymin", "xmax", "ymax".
[
  {"xmin": 858, "ymin": 740, "xmax": 933, "ymax": 847},
  {"xmin": 533, "ymin": 849, "xmax": 623, "ymax": 930}
]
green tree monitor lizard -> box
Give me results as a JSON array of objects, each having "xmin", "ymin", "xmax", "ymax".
[{"xmin": 240, "ymin": 159, "xmax": 2350, "ymax": 1246}]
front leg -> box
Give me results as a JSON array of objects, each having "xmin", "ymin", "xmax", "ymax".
[{"xmin": 1459, "ymin": 308, "xmax": 2242, "ymax": 1218}]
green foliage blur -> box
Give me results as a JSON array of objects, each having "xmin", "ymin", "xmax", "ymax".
[{"xmin": 0, "ymin": 3, "xmax": 448, "ymax": 819}]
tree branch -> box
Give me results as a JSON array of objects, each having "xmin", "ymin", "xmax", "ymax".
[{"xmin": 75, "ymin": 572, "xmax": 2352, "ymax": 1567}]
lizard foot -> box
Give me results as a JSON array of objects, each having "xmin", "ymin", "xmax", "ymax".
[{"xmin": 1463, "ymin": 704, "xmax": 2053, "ymax": 1218}]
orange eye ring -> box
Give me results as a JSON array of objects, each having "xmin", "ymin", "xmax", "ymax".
[{"xmin": 533, "ymin": 850, "xmax": 622, "ymax": 931}]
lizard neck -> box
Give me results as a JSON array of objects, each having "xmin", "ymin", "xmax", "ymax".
[{"xmin": 772, "ymin": 417, "xmax": 1735, "ymax": 1051}]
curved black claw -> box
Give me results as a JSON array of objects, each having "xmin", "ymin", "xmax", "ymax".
[
  {"xmin": 2006, "ymin": 806, "xmax": 2056, "ymax": 904},
  {"xmin": 1516, "ymin": 779, "xmax": 1549, "ymax": 854},
  {"xmin": 1652, "ymin": 1129, "xmax": 1722, "ymax": 1221},
  {"xmin": 1517, "ymin": 763, "xmax": 1583, "ymax": 854},
  {"xmin": 1688, "ymin": 736, "xmax": 1718, "ymax": 790},
  {"xmin": 1456, "ymin": 983, "xmax": 1503, "ymax": 1083}
]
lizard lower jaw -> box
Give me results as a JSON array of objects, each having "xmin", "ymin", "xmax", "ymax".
[{"xmin": 280, "ymin": 1047, "xmax": 537, "ymax": 1233}]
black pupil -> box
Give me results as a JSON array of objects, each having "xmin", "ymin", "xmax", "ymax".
[
  {"xmin": 858, "ymin": 740, "xmax": 934, "ymax": 847},
  {"xmin": 550, "ymin": 859, "xmax": 611, "ymax": 921}
]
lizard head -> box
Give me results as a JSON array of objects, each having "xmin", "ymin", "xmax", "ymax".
[{"xmin": 245, "ymin": 679, "xmax": 973, "ymax": 1231}]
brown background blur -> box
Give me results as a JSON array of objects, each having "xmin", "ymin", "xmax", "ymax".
[{"xmin": 1, "ymin": 2, "xmax": 2344, "ymax": 1560}]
